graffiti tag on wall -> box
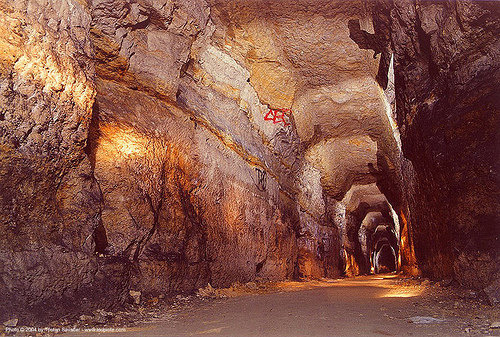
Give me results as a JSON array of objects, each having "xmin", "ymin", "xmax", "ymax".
[{"xmin": 264, "ymin": 108, "xmax": 291, "ymax": 127}]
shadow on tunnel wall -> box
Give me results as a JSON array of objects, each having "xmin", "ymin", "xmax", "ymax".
[{"xmin": 384, "ymin": 0, "xmax": 500, "ymax": 290}]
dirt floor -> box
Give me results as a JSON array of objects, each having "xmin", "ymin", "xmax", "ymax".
[{"xmin": 3, "ymin": 274, "xmax": 499, "ymax": 337}]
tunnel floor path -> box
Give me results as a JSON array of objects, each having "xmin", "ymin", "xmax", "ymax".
[{"xmin": 63, "ymin": 275, "xmax": 498, "ymax": 337}]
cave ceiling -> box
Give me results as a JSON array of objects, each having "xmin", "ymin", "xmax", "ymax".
[
  {"xmin": 343, "ymin": 183, "xmax": 389, "ymax": 214},
  {"xmin": 89, "ymin": 0, "xmax": 401, "ymax": 202},
  {"xmin": 208, "ymin": 0, "xmax": 400, "ymax": 201}
]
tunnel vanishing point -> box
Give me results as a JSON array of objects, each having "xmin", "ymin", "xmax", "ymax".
[{"xmin": 0, "ymin": 0, "xmax": 498, "ymax": 323}]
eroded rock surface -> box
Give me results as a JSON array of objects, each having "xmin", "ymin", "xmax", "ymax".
[
  {"xmin": 0, "ymin": 0, "xmax": 103, "ymax": 322},
  {"xmin": 86, "ymin": 0, "xmax": 399, "ymax": 294},
  {"xmin": 389, "ymin": 0, "xmax": 500, "ymax": 289}
]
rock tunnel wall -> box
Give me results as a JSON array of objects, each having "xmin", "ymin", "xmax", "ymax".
[
  {"xmin": 0, "ymin": 0, "xmax": 348, "ymax": 321},
  {"xmin": 88, "ymin": 0, "xmax": 304, "ymax": 294},
  {"xmin": 0, "ymin": 0, "xmax": 101, "ymax": 321},
  {"xmin": 387, "ymin": 0, "xmax": 500, "ymax": 289}
]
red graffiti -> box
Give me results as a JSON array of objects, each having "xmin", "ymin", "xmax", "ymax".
[{"xmin": 264, "ymin": 108, "xmax": 291, "ymax": 127}]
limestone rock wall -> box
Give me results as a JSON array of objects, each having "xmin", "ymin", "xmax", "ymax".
[
  {"xmin": 0, "ymin": 0, "xmax": 102, "ymax": 322},
  {"xmin": 205, "ymin": 0, "xmax": 402, "ymax": 281},
  {"xmin": 88, "ymin": 0, "xmax": 301, "ymax": 295},
  {"xmin": 0, "ymin": 0, "xmax": 404, "ymax": 321},
  {"xmin": 88, "ymin": 0, "xmax": 394, "ymax": 294},
  {"xmin": 0, "ymin": 0, "xmax": 304, "ymax": 321},
  {"xmin": 5, "ymin": 0, "xmax": 496, "ymax": 323},
  {"xmin": 389, "ymin": 0, "xmax": 500, "ymax": 288}
]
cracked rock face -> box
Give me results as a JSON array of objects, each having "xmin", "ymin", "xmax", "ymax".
[
  {"xmin": 390, "ymin": 0, "xmax": 500, "ymax": 289},
  {"xmin": 0, "ymin": 0, "xmax": 498, "ymax": 322},
  {"xmin": 0, "ymin": 0, "xmax": 113, "ymax": 322},
  {"xmin": 89, "ymin": 0, "xmax": 301, "ymax": 296},
  {"xmin": 87, "ymin": 0, "xmax": 394, "ymax": 293}
]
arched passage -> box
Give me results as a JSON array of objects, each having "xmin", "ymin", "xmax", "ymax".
[
  {"xmin": 340, "ymin": 183, "xmax": 400, "ymax": 276},
  {"xmin": 1, "ymin": 0, "xmax": 498, "ymax": 324},
  {"xmin": 371, "ymin": 224, "xmax": 398, "ymax": 274}
]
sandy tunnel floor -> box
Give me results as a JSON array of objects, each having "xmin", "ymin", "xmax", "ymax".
[{"xmin": 51, "ymin": 275, "xmax": 499, "ymax": 337}]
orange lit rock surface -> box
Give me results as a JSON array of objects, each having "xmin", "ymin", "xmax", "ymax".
[{"xmin": 0, "ymin": 0, "xmax": 100, "ymax": 322}]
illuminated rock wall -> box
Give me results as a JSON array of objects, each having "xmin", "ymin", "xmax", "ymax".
[
  {"xmin": 0, "ymin": 0, "xmax": 101, "ymax": 322},
  {"xmin": 2, "ymin": 0, "xmax": 496, "ymax": 322},
  {"xmin": 0, "ymin": 0, "xmax": 399, "ymax": 321}
]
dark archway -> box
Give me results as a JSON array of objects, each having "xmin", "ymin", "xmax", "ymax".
[{"xmin": 341, "ymin": 183, "xmax": 400, "ymax": 276}]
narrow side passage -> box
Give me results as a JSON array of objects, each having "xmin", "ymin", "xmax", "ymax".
[{"xmin": 61, "ymin": 276, "xmax": 498, "ymax": 337}]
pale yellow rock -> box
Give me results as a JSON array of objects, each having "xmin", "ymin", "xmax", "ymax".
[
  {"xmin": 306, "ymin": 135, "xmax": 378, "ymax": 198},
  {"xmin": 293, "ymin": 77, "xmax": 389, "ymax": 143},
  {"xmin": 297, "ymin": 163, "xmax": 325, "ymax": 219}
]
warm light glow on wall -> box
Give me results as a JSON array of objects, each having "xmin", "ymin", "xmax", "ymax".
[
  {"xmin": 399, "ymin": 211, "xmax": 409, "ymax": 253},
  {"xmin": 344, "ymin": 250, "xmax": 360, "ymax": 276},
  {"xmin": 400, "ymin": 212, "xmax": 408, "ymax": 227},
  {"xmin": 96, "ymin": 123, "xmax": 196, "ymax": 190},
  {"xmin": 398, "ymin": 211, "xmax": 420, "ymax": 276},
  {"xmin": 100, "ymin": 125, "xmax": 145, "ymax": 158},
  {"xmin": 12, "ymin": 40, "xmax": 94, "ymax": 112}
]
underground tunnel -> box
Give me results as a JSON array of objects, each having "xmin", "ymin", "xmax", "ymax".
[{"xmin": 0, "ymin": 0, "xmax": 499, "ymax": 333}]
